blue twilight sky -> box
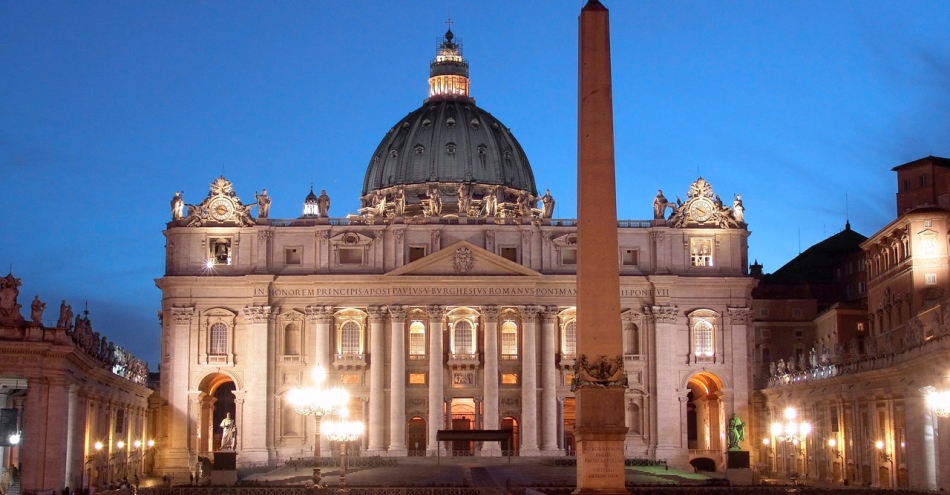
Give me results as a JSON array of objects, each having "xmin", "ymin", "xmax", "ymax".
[{"xmin": 1, "ymin": 1, "xmax": 949, "ymax": 367}]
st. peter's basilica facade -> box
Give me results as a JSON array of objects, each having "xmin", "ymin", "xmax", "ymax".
[{"xmin": 155, "ymin": 28, "xmax": 755, "ymax": 476}]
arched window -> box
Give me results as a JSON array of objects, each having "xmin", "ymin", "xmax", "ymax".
[
  {"xmin": 409, "ymin": 321, "xmax": 426, "ymax": 357},
  {"xmin": 284, "ymin": 323, "xmax": 300, "ymax": 356},
  {"xmin": 563, "ymin": 320, "xmax": 577, "ymax": 357},
  {"xmin": 501, "ymin": 321, "xmax": 518, "ymax": 356},
  {"xmin": 341, "ymin": 321, "xmax": 361, "ymax": 356},
  {"xmin": 693, "ymin": 320, "xmax": 714, "ymax": 358},
  {"xmin": 454, "ymin": 320, "xmax": 474, "ymax": 355},
  {"xmin": 210, "ymin": 323, "xmax": 228, "ymax": 356}
]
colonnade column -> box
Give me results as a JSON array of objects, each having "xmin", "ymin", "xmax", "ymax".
[
  {"xmin": 161, "ymin": 306, "xmax": 194, "ymax": 475},
  {"xmin": 426, "ymin": 305, "xmax": 445, "ymax": 455},
  {"xmin": 242, "ymin": 305, "xmax": 272, "ymax": 463},
  {"xmin": 540, "ymin": 306, "xmax": 559, "ymax": 452},
  {"xmin": 367, "ymin": 306, "xmax": 387, "ymax": 453},
  {"xmin": 306, "ymin": 305, "xmax": 333, "ymax": 368},
  {"xmin": 650, "ymin": 305, "xmax": 686, "ymax": 465},
  {"xmin": 481, "ymin": 305, "xmax": 501, "ymax": 454},
  {"xmin": 909, "ymin": 389, "xmax": 937, "ymax": 490},
  {"xmin": 65, "ymin": 384, "xmax": 79, "ymax": 490},
  {"xmin": 388, "ymin": 306, "xmax": 408, "ymax": 455},
  {"xmin": 519, "ymin": 305, "xmax": 540, "ymax": 455}
]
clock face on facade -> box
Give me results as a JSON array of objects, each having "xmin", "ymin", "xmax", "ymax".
[
  {"xmin": 688, "ymin": 198, "xmax": 714, "ymax": 223},
  {"xmin": 209, "ymin": 197, "xmax": 235, "ymax": 222}
]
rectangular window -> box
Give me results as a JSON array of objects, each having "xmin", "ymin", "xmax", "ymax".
[
  {"xmin": 690, "ymin": 238, "xmax": 713, "ymax": 267},
  {"xmin": 760, "ymin": 329, "xmax": 770, "ymax": 339},
  {"xmin": 792, "ymin": 308, "xmax": 803, "ymax": 318},
  {"xmin": 561, "ymin": 248, "xmax": 577, "ymax": 265},
  {"xmin": 501, "ymin": 373, "xmax": 518, "ymax": 384},
  {"xmin": 759, "ymin": 308, "xmax": 769, "ymax": 318},
  {"xmin": 285, "ymin": 247, "xmax": 302, "ymax": 265},
  {"xmin": 926, "ymin": 273, "xmax": 937, "ymax": 285},
  {"xmin": 409, "ymin": 373, "xmax": 426, "ymax": 384},
  {"xmin": 621, "ymin": 248, "xmax": 639, "ymax": 266},
  {"xmin": 858, "ymin": 281, "xmax": 866, "ymax": 293},
  {"xmin": 501, "ymin": 321, "xmax": 518, "ymax": 356},
  {"xmin": 408, "ymin": 246, "xmax": 426, "ymax": 263},
  {"xmin": 925, "ymin": 219, "xmax": 933, "ymax": 228},
  {"xmin": 114, "ymin": 410, "xmax": 125, "ymax": 434},
  {"xmin": 920, "ymin": 175, "xmax": 928, "ymax": 187},
  {"xmin": 761, "ymin": 347, "xmax": 771, "ymax": 364},
  {"xmin": 794, "ymin": 329, "xmax": 804, "ymax": 339},
  {"xmin": 339, "ymin": 248, "xmax": 362, "ymax": 265},
  {"xmin": 210, "ymin": 323, "xmax": 228, "ymax": 355},
  {"xmin": 409, "ymin": 322, "xmax": 426, "ymax": 357},
  {"xmin": 500, "ymin": 247, "xmax": 518, "ymax": 262},
  {"xmin": 209, "ymin": 237, "xmax": 232, "ymax": 266}
]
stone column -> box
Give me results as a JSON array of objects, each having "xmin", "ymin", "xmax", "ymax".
[
  {"xmin": 242, "ymin": 305, "xmax": 272, "ymax": 463},
  {"xmin": 426, "ymin": 305, "xmax": 445, "ymax": 455},
  {"xmin": 909, "ymin": 389, "xmax": 937, "ymax": 490},
  {"xmin": 540, "ymin": 306, "xmax": 559, "ymax": 452},
  {"xmin": 557, "ymin": 398, "xmax": 565, "ymax": 451},
  {"xmin": 161, "ymin": 306, "xmax": 194, "ymax": 475},
  {"xmin": 306, "ymin": 305, "xmax": 334, "ymax": 368},
  {"xmin": 519, "ymin": 305, "xmax": 540, "ymax": 455},
  {"xmin": 65, "ymin": 384, "xmax": 79, "ymax": 490},
  {"xmin": 482, "ymin": 305, "xmax": 501, "ymax": 454},
  {"xmin": 367, "ymin": 306, "xmax": 387, "ymax": 453},
  {"xmin": 727, "ymin": 307, "xmax": 752, "ymax": 422},
  {"xmin": 651, "ymin": 306, "xmax": 685, "ymax": 464},
  {"xmin": 388, "ymin": 306, "xmax": 408, "ymax": 455}
]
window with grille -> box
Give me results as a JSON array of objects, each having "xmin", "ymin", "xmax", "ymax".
[
  {"xmin": 454, "ymin": 320, "xmax": 473, "ymax": 355},
  {"xmin": 693, "ymin": 320, "xmax": 713, "ymax": 357},
  {"xmin": 210, "ymin": 322, "xmax": 228, "ymax": 356},
  {"xmin": 341, "ymin": 321, "xmax": 361, "ymax": 355},
  {"xmin": 501, "ymin": 321, "xmax": 518, "ymax": 356},
  {"xmin": 409, "ymin": 321, "xmax": 426, "ymax": 356},
  {"xmin": 563, "ymin": 320, "xmax": 577, "ymax": 356}
]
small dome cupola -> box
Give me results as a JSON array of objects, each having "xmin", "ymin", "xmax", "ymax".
[
  {"xmin": 428, "ymin": 23, "xmax": 471, "ymax": 102},
  {"xmin": 302, "ymin": 186, "xmax": 319, "ymax": 217}
]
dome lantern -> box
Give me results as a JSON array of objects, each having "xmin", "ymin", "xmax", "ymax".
[{"xmin": 428, "ymin": 22, "xmax": 470, "ymax": 102}]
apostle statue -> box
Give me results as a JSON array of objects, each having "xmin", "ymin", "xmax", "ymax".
[
  {"xmin": 30, "ymin": 296, "xmax": 45, "ymax": 325},
  {"xmin": 541, "ymin": 189, "xmax": 555, "ymax": 218},
  {"xmin": 653, "ymin": 190, "xmax": 669, "ymax": 219},
  {"xmin": 220, "ymin": 413, "xmax": 237, "ymax": 450},
  {"xmin": 255, "ymin": 189, "xmax": 271, "ymax": 218},
  {"xmin": 733, "ymin": 194, "xmax": 745, "ymax": 223},
  {"xmin": 171, "ymin": 192, "xmax": 185, "ymax": 220},
  {"xmin": 317, "ymin": 190, "xmax": 330, "ymax": 217}
]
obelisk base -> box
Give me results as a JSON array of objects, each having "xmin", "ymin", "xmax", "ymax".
[{"xmin": 573, "ymin": 427, "xmax": 628, "ymax": 495}]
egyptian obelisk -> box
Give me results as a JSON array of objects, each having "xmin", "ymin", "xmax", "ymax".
[{"xmin": 574, "ymin": 1, "xmax": 627, "ymax": 494}]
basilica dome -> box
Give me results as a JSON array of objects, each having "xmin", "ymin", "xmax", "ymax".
[{"xmin": 360, "ymin": 29, "xmax": 538, "ymax": 218}]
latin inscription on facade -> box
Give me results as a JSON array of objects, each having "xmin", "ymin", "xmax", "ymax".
[{"xmin": 254, "ymin": 287, "xmax": 670, "ymax": 298}]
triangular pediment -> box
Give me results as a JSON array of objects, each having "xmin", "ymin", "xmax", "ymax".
[{"xmin": 386, "ymin": 240, "xmax": 541, "ymax": 277}]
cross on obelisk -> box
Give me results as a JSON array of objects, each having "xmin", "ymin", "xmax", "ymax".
[{"xmin": 574, "ymin": 1, "xmax": 627, "ymax": 494}]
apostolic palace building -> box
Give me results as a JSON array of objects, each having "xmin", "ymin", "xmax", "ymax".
[{"xmin": 154, "ymin": 27, "xmax": 755, "ymax": 477}]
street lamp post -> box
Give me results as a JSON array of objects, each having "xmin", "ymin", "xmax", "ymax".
[
  {"xmin": 770, "ymin": 407, "xmax": 811, "ymax": 480},
  {"xmin": 287, "ymin": 365, "xmax": 349, "ymax": 487},
  {"xmin": 876, "ymin": 440, "xmax": 893, "ymax": 487},
  {"xmin": 322, "ymin": 411, "xmax": 364, "ymax": 491}
]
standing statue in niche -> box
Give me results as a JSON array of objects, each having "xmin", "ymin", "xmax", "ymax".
[
  {"xmin": 483, "ymin": 186, "xmax": 498, "ymax": 217},
  {"xmin": 541, "ymin": 189, "xmax": 555, "ymax": 218},
  {"xmin": 727, "ymin": 413, "xmax": 745, "ymax": 451},
  {"xmin": 30, "ymin": 296, "xmax": 45, "ymax": 325},
  {"xmin": 457, "ymin": 183, "xmax": 472, "ymax": 215},
  {"xmin": 317, "ymin": 190, "xmax": 330, "ymax": 217},
  {"xmin": 220, "ymin": 413, "xmax": 237, "ymax": 450},
  {"xmin": 427, "ymin": 185, "xmax": 442, "ymax": 216},
  {"xmin": 732, "ymin": 194, "xmax": 745, "ymax": 223},
  {"xmin": 255, "ymin": 189, "xmax": 271, "ymax": 218},
  {"xmin": 653, "ymin": 190, "xmax": 669, "ymax": 219},
  {"xmin": 171, "ymin": 192, "xmax": 185, "ymax": 220}
]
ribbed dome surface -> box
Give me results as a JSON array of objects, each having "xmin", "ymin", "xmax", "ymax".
[{"xmin": 361, "ymin": 100, "xmax": 537, "ymax": 197}]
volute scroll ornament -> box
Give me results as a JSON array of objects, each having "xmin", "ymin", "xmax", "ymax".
[{"xmin": 572, "ymin": 354, "xmax": 627, "ymax": 391}]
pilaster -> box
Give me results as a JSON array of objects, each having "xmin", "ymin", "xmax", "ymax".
[
  {"xmin": 519, "ymin": 305, "xmax": 540, "ymax": 455},
  {"xmin": 426, "ymin": 305, "xmax": 445, "ymax": 455},
  {"xmin": 388, "ymin": 306, "xmax": 408, "ymax": 454},
  {"xmin": 367, "ymin": 306, "xmax": 387, "ymax": 453}
]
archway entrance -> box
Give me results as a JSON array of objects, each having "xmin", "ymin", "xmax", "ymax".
[
  {"xmin": 501, "ymin": 416, "xmax": 519, "ymax": 456},
  {"xmin": 685, "ymin": 372, "xmax": 724, "ymax": 453},
  {"xmin": 450, "ymin": 399, "xmax": 475, "ymax": 455},
  {"xmin": 197, "ymin": 373, "xmax": 236, "ymax": 454},
  {"xmin": 562, "ymin": 397, "xmax": 575, "ymax": 454},
  {"xmin": 407, "ymin": 417, "xmax": 426, "ymax": 456}
]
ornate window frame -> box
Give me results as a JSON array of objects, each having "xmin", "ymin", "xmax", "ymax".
[
  {"xmin": 688, "ymin": 309, "xmax": 719, "ymax": 363},
  {"xmin": 558, "ymin": 307, "xmax": 578, "ymax": 369},
  {"xmin": 551, "ymin": 232, "xmax": 578, "ymax": 267},
  {"xmin": 500, "ymin": 320, "xmax": 519, "ymax": 358},
  {"xmin": 331, "ymin": 308, "xmax": 366, "ymax": 370},
  {"xmin": 329, "ymin": 232, "xmax": 374, "ymax": 267},
  {"xmin": 447, "ymin": 307, "xmax": 480, "ymax": 368},
  {"xmin": 280, "ymin": 310, "xmax": 305, "ymax": 362},
  {"xmin": 202, "ymin": 308, "xmax": 236, "ymax": 365},
  {"xmin": 688, "ymin": 237, "xmax": 714, "ymax": 268}
]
